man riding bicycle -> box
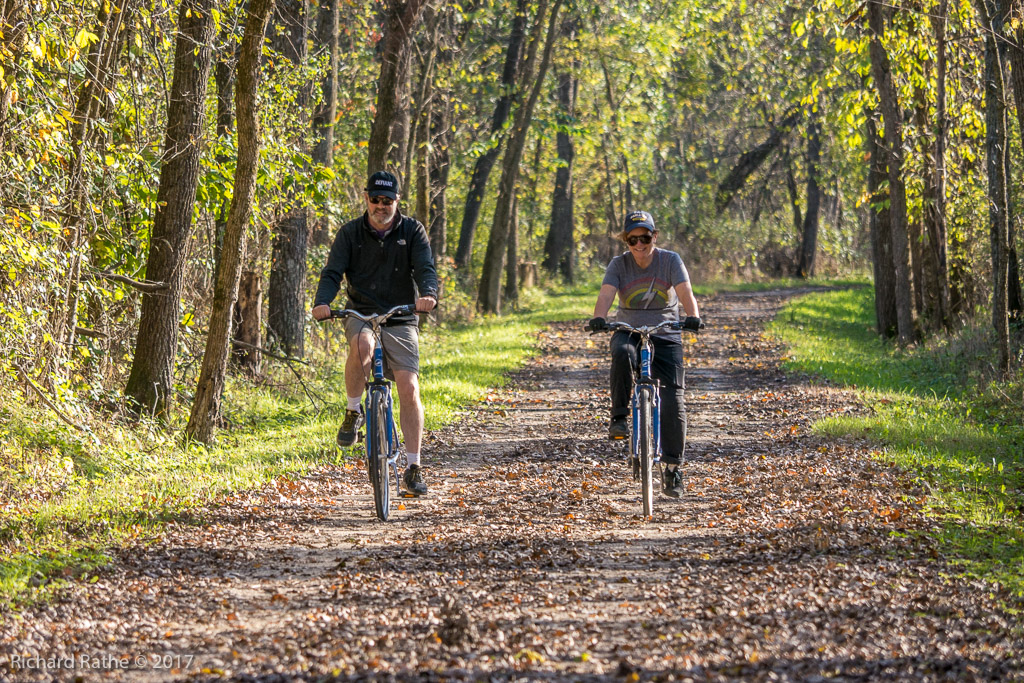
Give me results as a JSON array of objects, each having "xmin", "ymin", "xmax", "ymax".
[
  {"xmin": 588, "ymin": 210, "xmax": 701, "ymax": 498},
  {"xmin": 311, "ymin": 170, "xmax": 438, "ymax": 496}
]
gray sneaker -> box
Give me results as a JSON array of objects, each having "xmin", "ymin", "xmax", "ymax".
[
  {"xmin": 336, "ymin": 409, "xmax": 364, "ymax": 448},
  {"xmin": 661, "ymin": 466, "xmax": 683, "ymax": 498},
  {"xmin": 608, "ymin": 417, "xmax": 629, "ymax": 440},
  {"xmin": 402, "ymin": 464, "xmax": 428, "ymax": 496}
]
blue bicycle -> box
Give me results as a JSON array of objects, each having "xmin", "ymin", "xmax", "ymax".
[
  {"xmin": 597, "ymin": 320, "xmax": 701, "ymax": 517},
  {"xmin": 328, "ymin": 304, "xmax": 416, "ymax": 521}
]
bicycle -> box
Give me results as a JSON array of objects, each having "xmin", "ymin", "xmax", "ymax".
[
  {"xmin": 327, "ymin": 304, "xmax": 417, "ymax": 521},
  {"xmin": 592, "ymin": 319, "xmax": 702, "ymax": 517}
]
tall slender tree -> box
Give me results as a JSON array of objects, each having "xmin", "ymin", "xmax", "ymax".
[
  {"xmin": 311, "ymin": 0, "xmax": 339, "ymax": 247},
  {"xmin": 543, "ymin": 14, "xmax": 578, "ymax": 282},
  {"xmin": 124, "ymin": 0, "xmax": 216, "ymax": 416},
  {"xmin": 454, "ymin": 0, "xmax": 529, "ymax": 270},
  {"xmin": 919, "ymin": 0, "xmax": 952, "ymax": 330},
  {"xmin": 266, "ymin": 0, "xmax": 309, "ymax": 358},
  {"xmin": 478, "ymin": 0, "xmax": 563, "ymax": 314},
  {"xmin": 867, "ymin": 0, "xmax": 915, "ymax": 344},
  {"xmin": 975, "ymin": 0, "xmax": 1011, "ymax": 374},
  {"xmin": 867, "ymin": 110, "xmax": 898, "ymax": 337},
  {"xmin": 366, "ymin": 0, "xmax": 429, "ymax": 175},
  {"xmin": 50, "ymin": 0, "xmax": 136, "ymax": 374},
  {"xmin": 796, "ymin": 108, "xmax": 822, "ymax": 278},
  {"xmin": 186, "ymin": 0, "xmax": 276, "ymax": 443}
]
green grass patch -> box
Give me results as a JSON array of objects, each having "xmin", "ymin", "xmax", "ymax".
[
  {"xmin": 769, "ymin": 286, "xmax": 1024, "ymax": 598},
  {"xmin": 0, "ymin": 283, "xmax": 595, "ymax": 609}
]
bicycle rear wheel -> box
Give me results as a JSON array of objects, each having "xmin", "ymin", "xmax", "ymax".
[
  {"xmin": 638, "ymin": 387, "xmax": 655, "ymax": 518},
  {"xmin": 367, "ymin": 389, "xmax": 391, "ymax": 521}
]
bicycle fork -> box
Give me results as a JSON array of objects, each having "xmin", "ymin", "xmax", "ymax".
[{"xmin": 631, "ymin": 340, "xmax": 662, "ymax": 463}]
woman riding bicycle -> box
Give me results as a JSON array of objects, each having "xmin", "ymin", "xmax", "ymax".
[{"xmin": 588, "ymin": 210, "xmax": 701, "ymax": 498}]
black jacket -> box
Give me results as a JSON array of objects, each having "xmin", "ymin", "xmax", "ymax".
[{"xmin": 314, "ymin": 210, "xmax": 439, "ymax": 323}]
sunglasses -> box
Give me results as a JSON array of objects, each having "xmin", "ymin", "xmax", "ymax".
[
  {"xmin": 368, "ymin": 196, "xmax": 395, "ymax": 206},
  {"xmin": 626, "ymin": 234, "xmax": 653, "ymax": 246}
]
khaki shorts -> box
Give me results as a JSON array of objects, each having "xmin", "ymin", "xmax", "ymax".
[{"xmin": 344, "ymin": 318, "xmax": 420, "ymax": 379}]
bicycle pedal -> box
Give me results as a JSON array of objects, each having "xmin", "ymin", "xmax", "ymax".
[
  {"xmin": 609, "ymin": 435, "xmax": 627, "ymax": 441},
  {"xmin": 399, "ymin": 491, "xmax": 418, "ymax": 498}
]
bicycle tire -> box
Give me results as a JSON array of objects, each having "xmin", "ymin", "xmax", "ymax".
[
  {"xmin": 638, "ymin": 387, "xmax": 655, "ymax": 518},
  {"xmin": 367, "ymin": 389, "xmax": 391, "ymax": 521}
]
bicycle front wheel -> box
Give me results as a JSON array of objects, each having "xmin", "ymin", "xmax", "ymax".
[
  {"xmin": 367, "ymin": 389, "xmax": 391, "ymax": 521},
  {"xmin": 638, "ymin": 387, "xmax": 655, "ymax": 518}
]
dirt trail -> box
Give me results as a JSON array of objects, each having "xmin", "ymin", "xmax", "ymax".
[{"xmin": 2, "ymin": 289, "xmax": 1021, "ymax": 682}]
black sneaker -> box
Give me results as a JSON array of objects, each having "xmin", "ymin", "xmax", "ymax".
[
  {"xmin": 661, "ymin": 466, "xmax": 683, "ymax": 498},
  {"xmin": 402, "ymin": 464, "xmax": 428, "ymax": 496},
  {"xmin": 336, "ymin": 409, "xmax": 364, "ymax": 448},
  {"xmin": 608, "ymin": 417, "xmax": 629, "ymax": 440}
]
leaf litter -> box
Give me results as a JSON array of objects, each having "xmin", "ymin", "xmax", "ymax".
[{"xmin": 0, "ymin": 289, "xmax": 1021, "ymax": 681}]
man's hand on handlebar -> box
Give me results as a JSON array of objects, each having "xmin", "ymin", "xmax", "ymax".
[
  {"xmin": 682, "ymin": 316, "xmax": 703, "ymax": 332},
  {"xmin": 587, "ymin": 316, "xmax": 608, "ymax": 332},
  {"xmin": 416, "ymin": 295, "xmax": 437, "ymax": 313},
  {"xmin": 312, "ymin": 304, "xmax": 332, "ymax": 321}
]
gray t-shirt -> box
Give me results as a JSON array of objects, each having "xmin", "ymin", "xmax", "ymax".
[{"xmin": 602, "ymin": 248, "xmax": 689, "ymax": 339}]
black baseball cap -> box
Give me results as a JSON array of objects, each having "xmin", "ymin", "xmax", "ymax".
[
  {"xmin": 623, "ymin": 210, "xmax": 656, "ymax": 233},
  {"xmin": 366, "ymin": 170, "xmax": 399, "ymax": 199}
]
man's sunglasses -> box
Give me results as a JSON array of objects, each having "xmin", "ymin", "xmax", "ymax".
[
  {"xmin": 626, "ymin": 234, "xmax": 653, "ymax": 246},
  {"xmin": 368, "ymin": 196, "xmax": 395, "ymax": 206}
]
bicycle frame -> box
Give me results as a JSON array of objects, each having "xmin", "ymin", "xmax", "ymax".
[
  {"xmin": 609, "ymin": 320, "xmax": 680, "ymax": 463},
  {"xmin": 329, "ymin": 304, "xmax": 416, "ymax": 516},
  {"xmin": 632, "ymin": 337, "xmax": 662, "ymax": 464}
]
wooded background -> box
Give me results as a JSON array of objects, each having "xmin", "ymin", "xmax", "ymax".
[{"xmin": 1, "ymin": 0, "xmax": 1021, "ymax": 441}]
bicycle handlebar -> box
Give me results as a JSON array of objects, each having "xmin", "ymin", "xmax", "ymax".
[
  {"xmin": 326, "ymin": 304, "xmax": 418, "ymax": 325},
  {"xmin": 590, "ymin": 319, "xmax": 704, "ymax": 336}
]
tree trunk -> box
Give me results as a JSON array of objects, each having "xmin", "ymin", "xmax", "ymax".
[
  {"xmin": 186, "ymin": 0, "xmax": 276, "ymax": 443},
  {"xmin": 1006, "ymin": 21, "xmax": 1024, "ymax": 319},
  {"xmin": 266, "ymin": 0, "xmax": 309, "ymax": 358},
  {"xmin": 477, "ymin": 0, "xmax": 562, "ymax": 314},
  {"xmin": 796, "ymin": 110, "xmax": 821, "ymax": 278},
  {"xmin": 124, "ymin": 0, "xmax": 216, "ymax": 417},
  {"xmin": 543, "ymin": 16, "xmax": 578, "ymax": 283},
  {"xmin": 453, "ymin": 0, "xmax": 529, "ymax": 270},
  {"xmin": 976, "ymin": 0, "xmax": 1011, "ymax": 374},
  {"xmin": 867, "ymin": 111, "xmax": 898, "ymax": 338},
  {"xmin": 923, "ymin": 0, "xmax": 952, "ymax": 330},
  {"xmin": 783, "ymin": 144, "xmax": 803, "ymax": 240},
  {"xmin": 505, "ymin": 195, "xmax": 519, "ymax": 307},
  {"xmin": 49, "ymin": 0, "xmax": 135, "ymax": 375},
  {"xmin": 391, "ymin": 46, "xmax": 413, "ymax": 183},
  {"xmin": 366, "ymin": 0, "xmax": 429, "ymax": 176},
  {"xmin": 310, "ymin": 0, "xmax": 339, "ymax": 247},
  {"xmin": 213, "ymin": 30, "xmax": 236, "ymax": 270},
  {"xmin": 915, "ymin": 66, "xmax": 943, "ymax": 326},
  {"xmin": 232, "ymin": 269, "xmax": 262, "ymax": 371},
  {"xmin": 867, "ymin": 1, "xmax": 916, "ymax": 344},
  {"xmin": 428, "ymin": 86, "xmax": 451, "ymax": 263}
]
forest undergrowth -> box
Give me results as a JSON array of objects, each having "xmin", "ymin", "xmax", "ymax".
[{"xmin": 770, "ymin": 287, "xmax": 1024, "ymax": 599}]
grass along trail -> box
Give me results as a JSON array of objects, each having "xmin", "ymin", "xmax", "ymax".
[{"xmin": 1, "ymin": 288, "xmax": 1020, "ymax": 681}]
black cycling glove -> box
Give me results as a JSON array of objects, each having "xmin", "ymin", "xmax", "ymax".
[
  {"xmin": 588, "ymin": 317, "xmax": 607, "ymax": 332},
  {"xmin": 682, "ymin": 316, "xmax": 703, "ymax": 332}
]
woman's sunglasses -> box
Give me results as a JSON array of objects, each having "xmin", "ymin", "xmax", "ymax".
[
  {"xmin": 626, "ymin": 234, "xmax": 653, "ymax": 246},
  {"xmin": 368, "ymin": 196, "xmax": 395, "ymax": 206}
]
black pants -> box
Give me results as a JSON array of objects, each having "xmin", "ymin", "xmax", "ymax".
[{"xmin": 610, "ymin": 330, "xmax": 686, "ymax": 465}]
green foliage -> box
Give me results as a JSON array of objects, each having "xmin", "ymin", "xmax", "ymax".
[{"xmin": 770, "ymin": 287, "xmax": 1024, "ymax": 597}]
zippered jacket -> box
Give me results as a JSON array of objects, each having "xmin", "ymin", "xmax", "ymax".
[{"xmin": 314, "ymin": 210, "xmax": 439, "ymax": 324}]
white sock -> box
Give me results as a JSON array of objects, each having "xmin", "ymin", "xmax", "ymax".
[
  {"xmin": 666, "ymin": 464, "xmax": 678, "ymax": 472},
  {"xmin": 406, "ymin": 452, "xmax": 420, "ymax": 467},
  {"xmin": 347, "ymin": 396, "xmax": 362, "ymax": 412}
]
